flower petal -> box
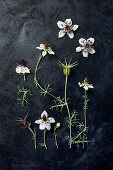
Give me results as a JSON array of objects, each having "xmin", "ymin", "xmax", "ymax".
[
  {"xmin": 72, "ymin": 25, "xmax": 79, "ymax": 31},
  {"xmin": 67, "ymin": 31, "xmax": 74, "ymax": 39},
  {"xmin": 87, "ymin": 38, "xmax": 94, "ymax": 45},
  {"xmin": 57, "ymin": 21, "xmax": 65, "ymax": 29},
  {"xmin": 88, "ymin": 85, "xmax": 94, "ymax": 89},
  {"xmin": 24, "ymin": 67, "xmax": 30, "ymax": 73},
  {"xmin": 41, "ymin": 110, "xmax": 48, "ymax": 118},
  {"xmin": 79, "ymin": 38, "xmax": 86, "ymax": 45},
  {"xmin": 45, "ymin": 123, "xmax": 51, "ymax": 130},
  {"xmin": 65, "ymin": 19, "xmax": 72, "ymax": 26},
  {"xmin": 82, "ymin": 49, "xmax": 88, "ymax": 57},
  {"xmin": 39, "ymin": 123, "xmax": 46, "ymax": 130},
  {"xmin": 16, "ymin": 66, "xmax": 21, "ymax": 73},
  {"xmin": 48, "ymin": 49, "xmax": 55, "ymax": 55},
  {"xmin": 21, "ymin": 66, "xmax": 26, "ymax": 74},
  {"xmin": 36, "ymin": 47, "xmax": 43, "ymax": 50},
  {"xmin": 89, "ymin": 48, "xmax": 95, "ymax": 54},
  {"xmin": 48, "ymin": 117, "xmax": 55, "ymax": 123},
  {"xmin": 76, "ymin": 46, "xmax": 84, "ymax": 52},
  {"xmin": 58, "ymin": 30, "xmax": 66, "ymax": 38},
  {"xmin": 35, "ymin": 119, "xmax": 43, "ymax": 124},
  {"xmin": 83, "ymin": 85, "xmax": 88, "ymax": 90},
  {"xmin": 42, "ymin": 50, "xmax": 47, "ymax": 57}
]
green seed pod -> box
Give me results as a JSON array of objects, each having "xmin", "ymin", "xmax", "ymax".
[
  {"xmin": 63, "ymin": 66, "xmax": 71, "ymax": 77},
  {"xmin": 56, "ymin": 122, "xmax": 61, "ymax": 128}
]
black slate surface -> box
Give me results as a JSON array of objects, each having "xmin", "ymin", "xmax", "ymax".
[{"xmin": 0, "ymin": 0, "xmax": 113, "ymax": 170}]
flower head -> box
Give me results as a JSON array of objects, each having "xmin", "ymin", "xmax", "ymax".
[
  {"xmin": 35, "ymin": 110, "xmax": 55, "ymax": 130},
  {"xmin": 16, "ymin": 60, "xmax": 30, "ymax": 74},
  {"xmin": 78, "ymin": 77, "xmax": 94, "ymax": 90},
  {"xmin": 16, "ymin": 114, "xmax": 31, "ymax": 128},
  {"xmin": 36, "ymin": 43, "xmax": 55, "ymax": 57},
  {"xmin": 59, "ymin": 59, "xmax": 78, "ymax": 77},
  {"xmin": 57, "ymin": 19, "xmax": 79, "ymax": 39},
  {"xmin": 76, "ymin": 38, "xmax": 95, "ymax": 57}
]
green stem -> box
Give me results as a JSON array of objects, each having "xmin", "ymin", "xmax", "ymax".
[
  {"xmin": 65, "ymin": 76, "xmax": 72, "ymax": 149},
  {"xmin": 28, "ymin": 127, "xmax": 37, "ymax": 149},
  {"xmin": 24, "ymin": 74, "xmax": 26, "ymax": 81},
  {"xmin": 44, "ymin": 129, "xmax": 47, "ymax": 149},
  {"xmin": 84, "ymin": 89, "xmax": 87, "ymax": 129},
  {"xmin": 54, "ymin": 128, "xmax": 58, "ymax": 149},
  {"xmin": 34, "ymin": 55, "xmax": 57, "ymax": 100}
]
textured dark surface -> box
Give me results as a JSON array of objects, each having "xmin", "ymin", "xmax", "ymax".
[{"xmin": 0, "ymin": 0, "xmax": 113, "ymax": 170}]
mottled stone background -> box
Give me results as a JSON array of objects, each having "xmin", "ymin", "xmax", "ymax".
[{"xmin": 0, "ymin": 0, "xmax": 113, "ymax": 169}]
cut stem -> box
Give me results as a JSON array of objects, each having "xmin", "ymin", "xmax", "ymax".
[
  {"xmin": 65, "ymin": 75, "xmax": 72, "ymax": 149},
  {"xmin": 23, "ymin": 74, "xmax": 26, "ymax": 81},
  {"xmin": 28, "ymin": 127, "xmax": 37, "ymax": 149},
  {"xmin": 54, "ymin": 128, "xmax": 58, "ymax": 149},
  {"xmin": 44, "ymin": 129, "xmax": 47, "ymax": 149},
  {"xmin": 84, "ymin": 89, "xmax": 87, "ymax": 129}
]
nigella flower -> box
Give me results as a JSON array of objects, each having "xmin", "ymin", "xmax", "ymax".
[
  {"xmin": 78, "ymin": 77, "xmax": 94, "ymax": 90},
  {"xmin": 57, "ymin": 19, "xmax": 79, "ymax": 39},
  {"xmin": 16, "ymin": 114, "xmax": 31, "ymax": 128},
  {"xmin": 76, "ymin": 38, "xmax": 95, "ymax": 57},
  {"xmin": 16, "ymin": 60, "xmax": 30, "ymax": 81},
  {"xmin": 36, "ymin": 43, "xmax": 55, "ymax": 57},
  {"xmin": 34, "ymin": 110, "xmax": 55, "ymax": 130}
]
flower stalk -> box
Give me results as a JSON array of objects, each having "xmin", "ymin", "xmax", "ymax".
[
  {"xmin": 54, "ymin": 123, "xmax": 61, "ymax": 149},
  {"xmin": 44, "ymin": 129, "xmax": 47, "ymax": 149},
  {"xmin": 28, "ymin": 127, "xmax": 37, "ymax": 149}
]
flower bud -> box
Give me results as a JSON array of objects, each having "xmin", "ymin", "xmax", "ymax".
[
  {"xmin": 63, "ymin": 65, "xmax": 71, "ymax": 77},
  {"xmin": 56, "ymin": 122, "xmax": 61, "ymax": 128}
]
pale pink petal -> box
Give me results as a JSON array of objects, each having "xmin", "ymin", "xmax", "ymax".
[
  {"xmin": 45, "ymin": 123, "xmax": 51, "ymax": 130},
  {"xmin": 41, "ymin": 110, "xmax": 48, "ymax": 118},
  {"xmin": 83, "ymin": 86, "xmax": 88, "ymax": 90},
  {"xmin": 79, "ymin": 38, "xmax": 86, "ymax": 45},
  {"xmin": 72, "ymin": 25, "xmax": 79, "ymax": 31},
  {"xmin": 35, "ymin": 119, "xmax": 43, "ymax": 124},
  {"xmin": 39, "ymin": 123, "xmax": 46, "ymax": 130},
  {"xmin": 88, "ymin": 85, "xmax": 94, "ymax": 89},
  {"xmin": 24, "ymin": 67, "xmax": 30, "ymax": 73},
  {"xmin": 65, "ymin": 19, "xmax": 72, "ymax": 26},
  {"xmin": 67, "ymin": 31, "xmax": 74, "ymax": 39},
  {"xmin": 82, "ymin": 49, "xmax": 88, "ymax": 57},
  {"xmin": 48, "ymin": 117, "xmax": 55, "ymax": 123},
  {"xmin": 57, "ymin": 21, "xmax": 65, "ymax": 29},
  {"xmin": 48, "ymin": 49, "xmax": 55, "ymax": 55},
  {"xmin": 21, "ymin": 66, "xmax": 26, "ymax": 74},
  {"xmin": 16, "ymin": 66, "xmax": 21, "ymax": 74},
  {"xmin": 87, "ymin": 38, "xmax": 94, "ymax": 45},
  {"xmin": 58, "ymin": 30, "xmax": 66, "ymax": 38},
  {"xmin": 76, "ymin": 46, "xmax": 84, "ymax": 52},
  {"xmin": 42, "ymin": 50, "xmax": 47, "ymax": 57},
  {"xmin": 89, "ymin": 48, "xmax": 95, "ymax": 54}
]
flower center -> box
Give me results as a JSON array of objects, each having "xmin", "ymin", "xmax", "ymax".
[
  {"xmin": 65, "ymin": 25, "xmax": 70, "ymax": 31},
  {"xmin": 85, "ymin": 43, "xmax": 90, "ymax": 48},
  {"xmin": 44, "ymin": 43, "xmax": 50, "ymax": 48},
  {"xmin": 42, "ymin": 115, "xmax": 47, "ymax": 121}
]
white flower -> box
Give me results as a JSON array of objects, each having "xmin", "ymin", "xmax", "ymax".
[
  {"xmin": 78, "ymin": 78, "xmax": 94, "ymax": 90},
  {"xmin": 57, "ymin": 19, "xmax": 79, "ymax": 39},
  {"xmin": 76, "ymin": 38, "xmax": 95, "ymax": 57},
  {"xmin": 16, "ymin": 60, "xmax": 30, "ymax": 74},
  {"xmin": 34, "ymin": 110, "xmax": 55, "ymax": 130},
  {"xmin": 36, "ymin": 43, "xmax": 55, "ymax": 57}
]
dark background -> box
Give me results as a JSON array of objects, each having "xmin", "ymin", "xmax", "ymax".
[{"xmin": 0, "ymin": 0, "xmax": 113, "ymax": 169}]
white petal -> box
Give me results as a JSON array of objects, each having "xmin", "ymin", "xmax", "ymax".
[
  {"xmin": 39, "ymin": 123, "xmax": 46, "ymax": 130},
  {"xmin": 42, "ymin": 50, "xmax": 47, "ymax": 57},
  {"xmin": 41, "ymin": 110, "xmax": 48, "ymax": 118},
  {"xmin": 35, "ymin": 119, "xmax": 43, "ymax": 124},
  {"xmin": 83, "ymin": 86, "xmax": 88, "ymax": 90},
  {"xmin": 45, "ymin": 123, "xmax": 51, "ymax": 130},
  {"xmin": 82, "ymin": 49, "xmax": 88, "ymax": 58},
  {"xmin": 36, "ymin": 47, "xmax": 43, "ymax": 50},
  {"xmin": 57, "ymin": 21, "xmax": 65, "ymax": 29},
  {"xmin": 65, "ymin": 19, "xmax": 72, "ymax": 26},
  {"xmin": 87, "ymin": 38, "xmax": 94, "ymax": 45},
  {"xmin": 88, "ymin": 85, "xmax": 94, "ymax": 88},
  {"xmin": 48, "ymin": 49, "xmax": 55, "ymax": 55},
  {"xmin": 58, "ymin": 30, "xmax": 66, "ymax": 38},
  {"xmin": 24, "ymin": 67, "xmax": 30, "ymax": 73},
  {"xmin": 72, "ymin": 25, "xmax": 79, "ymax": 31},
  {"xmin": 76, "ymin": 46, "xmax": 84, "ymax": 52},
  {"xmin": 20, "ymin": 66, "xmax": 26, "ymax": 74},
  {"xmin": 89, "ymin": 48, "xmax": 95, "ymax": 54},
  {"xmin": 16, "ymin": 66, "xmax": 21, "ymax": 73},
  {"xmin": 67, "ymin": 31, "xmax": 74, "ymax": 39},
  {"xmin": 79, "ymin": 38, "xmax": 86, "ymax": 45},
  {"xmin": 48, "ymin": 117, "xmax": 55, "ymax": 123}
]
